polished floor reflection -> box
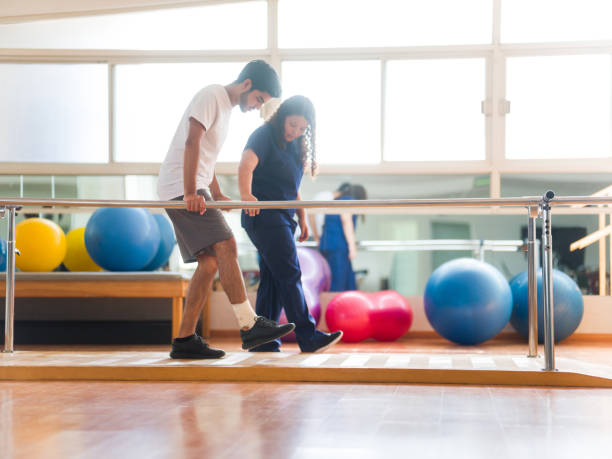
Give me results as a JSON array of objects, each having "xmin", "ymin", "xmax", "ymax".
[
  {"xmin": 2, "ymin": 380, "xmax": 612, "ymax": 459},
  {"xmin": 2, "ymin": 337, "xmax": 612, "ymax": 458}
]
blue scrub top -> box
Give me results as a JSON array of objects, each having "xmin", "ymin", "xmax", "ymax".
[
  {"xmin": 319, "ymin": 195, "xmax": 357, "ymax": 252},
  {"xmin": 241, "ymin": 123, "xmax": 304, "ymax": 227}
]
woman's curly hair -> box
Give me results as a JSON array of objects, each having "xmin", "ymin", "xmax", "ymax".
[{"xmin": 266, "ymin": 95, "xmax": 317, "ymax": 177}]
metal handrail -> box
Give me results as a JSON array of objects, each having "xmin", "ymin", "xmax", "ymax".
[
  {"xmin": 1, "ymin": 191, "xmax": 562, "ymax": 371},
  {"xmin": 2, "ymin": 195, "xmax": 612, "ymax": 209},
  {"xmin": 1, "ymin": 196, "xmax": 543, "ymax": 209}
]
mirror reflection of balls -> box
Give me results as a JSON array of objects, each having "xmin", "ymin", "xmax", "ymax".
[
  {"xmin": 509, "ymin": 269, "xmax": 584, "ymax": 343},
  {"xmin": 16, "ymin": 218, "xmax": 66, "ymax": 272},
  {"xmin": 424, "ymin": 258, "xmax": 512, "ymax": 345}
]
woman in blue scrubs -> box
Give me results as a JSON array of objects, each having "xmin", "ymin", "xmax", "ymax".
[
  {"xmin": 319, "ymin": 184, "xmax": 367, "ymax": 291},
  {"xmin": 238, "ymin": 95, "xmax": 343, "ymax": 352}
]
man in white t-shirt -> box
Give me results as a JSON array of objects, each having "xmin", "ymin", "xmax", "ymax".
[{"xmin": 159, "ymin": 60, "xmax": 295, "ymax": 359}]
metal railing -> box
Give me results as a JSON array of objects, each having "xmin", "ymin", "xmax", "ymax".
[{"xmin": 3, "ymin": 190, "xmax": 606, "ymax": 371}]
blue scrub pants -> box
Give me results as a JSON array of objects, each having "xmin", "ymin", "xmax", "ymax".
[{"xmin": 244, "ymin": 219, "xmax": 325, "ymax": 352}]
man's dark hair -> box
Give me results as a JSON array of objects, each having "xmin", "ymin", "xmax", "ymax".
[{"xmin": 235, "ymin": 60, "xmax": 281, "ymax": 98}]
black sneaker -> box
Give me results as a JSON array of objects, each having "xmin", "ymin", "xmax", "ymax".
[
  {"xmin": 240, "ymin": 316, "xmax": 296, "ymax": 350},
  {"xmin": 170, "ymin": 334, "xmax": 226, "ymax": 359},
  {"xmin": 303, "ymin": 331, "xmax": 344, "ymax": 353}
]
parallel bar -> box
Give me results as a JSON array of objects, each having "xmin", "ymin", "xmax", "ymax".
[
  {"xmin": 527, "ymin": 207, "xmax": 538, "ymax": 358},
  {"xmin": 3, "ymin": 207, "xmax": 16, "ymax": 353},
  {"xmin": 540, "ymin": 191, "xmax": 556, "ymax": 371},
  {"xmin": 0, "ymin": 197, "xmax": 544, "ymax": 209},
  {"xmin": 0, "ymin": 191, "xmax": 565, "ymax": 373},
  {"xmin": 2, "ymin": 195, "xmax": 612, "ymax": 209}
]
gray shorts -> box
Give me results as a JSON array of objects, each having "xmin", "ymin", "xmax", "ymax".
[{"xmin": 165, "ymin": 189, "xmax": 234, "ymax": 263}]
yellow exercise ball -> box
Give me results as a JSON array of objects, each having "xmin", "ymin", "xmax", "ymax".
[
  {"xmin": 15, "ymin": 218, "xmax": 67, "ymax": 272},
  {"xmin": 63, "ymin": 227, "xmax": 103, "ymax": 272}
]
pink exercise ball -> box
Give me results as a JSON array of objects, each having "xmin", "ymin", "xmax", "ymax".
[
  {"xmin": 325, "ymin": 291, "xmax": 372, "ymax": 343},
  {"xmin": 370, "ymin": 290, "xmax": 413, "ymax": 341}
]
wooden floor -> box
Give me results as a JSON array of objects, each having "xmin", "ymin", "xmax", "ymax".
[
  {"xmin": 2, "ymin": 335, "xmax": 612, "ymax": 387},
  {"xmin": 2, "ymin": 337, "xmax": 612, "ymax": 458},
  {"xmin": 2, "ymin": 381, "xmax": 612, "ymax": 458}
]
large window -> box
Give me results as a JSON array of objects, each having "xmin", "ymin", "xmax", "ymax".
[
  {"xmin": 501, "ymin": 0, "xmax": 612, "ymax": 43},
  {"xmin": 2, "ymin": 0, "xmax": 612, "ymax": 180},
  {"xmin": 506, "ymin": 55, "xmax": 612, "ymax": 160},
  {"xmin": 115, "ymin": 63, "xmax": 263, "ymax": 163},
  {"xmin": 279, "ymin": 0, "xmax": 492, "ymax": 48},
  {"xmin": 0, "ymin": 2, "xmax": 267, "ymax": 50},
  {"xmin": 385, "ymin": 59, "xmax": 486, "ymax": 161},
  {"xmin": 282, "ymin": 60, "xmax": 381, "ymax": 164},
  {"xmin": 0, "ymin": 64, "xmax": 108, "ymax": 163}
]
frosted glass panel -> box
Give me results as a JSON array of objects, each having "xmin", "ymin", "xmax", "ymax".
[
  {"xmin": 0, "ymin": 64, "xmax": 108, "ymax": 163},
  {"xmin": 22, "ymin": 176, "xmax": 52, "ymax": 198},
  {"xmin": 502, "ymin": 0, "xmax": 612, "ymax": 43},
  {"xmin": 501, "ymin": 174, "xmax": 612, "ymax": 197},
  {"xmin": 115, "ymin": 63, "xmax": 264, "ymax": 163},
  {"xmin": 282, "ymin": 61, "xmax": 380, "ymax": 164},
  {"xmin": 385, "ymin": 59, "xmax": 485, "ymax": 161},
  {"xmin": 0, "ymin": 176, "xmax": 21, "ymax": 198},
  {"xmin": 0, "ymin": 2, "xmax": 266, "ymax": 50},
  {"xmin": 125, "ymin": 175, "xmax": 158, "ymax": 200},
  {"xmin": 76, "ymin": 176, "xmax": 125, "ymax": 200},
  {"xmin": 506, "ymin": 55, "xmax": 612, "ymax": 159},
  {"xmin": 279, "ymin": 0, "xmax": 492, "ymax": 48}
]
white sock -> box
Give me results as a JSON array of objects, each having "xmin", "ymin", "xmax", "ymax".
[{"xmin": 232, "ymin": 300, "xmax": 257, "ymax": 329}]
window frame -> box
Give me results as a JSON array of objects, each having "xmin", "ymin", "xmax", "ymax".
[{"xmin": 1, "ymin": 0, "xmax": 612, "ymax": 201}]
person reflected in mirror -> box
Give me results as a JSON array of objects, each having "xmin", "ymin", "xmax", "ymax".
[{"xmin": 319, "ymin": 183, "xmax": 367, "ymax": 291}]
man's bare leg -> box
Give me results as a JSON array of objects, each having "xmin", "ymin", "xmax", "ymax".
[
  {"xmin": 212, "ymin": 237, "xmax": 247, "ymax": 304},
  {"xmin": 212, "ymin": 237, "xmax": 259, "ymax": 330},
  {"xmin": 176, "ymin": 253, "xmax": 217, "ymax": 338},
  {"xmin": 191, "ymin": 237, "xmax": 295, "ymax": 350}
]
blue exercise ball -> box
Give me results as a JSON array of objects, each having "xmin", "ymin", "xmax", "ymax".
[
  {"xmin": 85, "ymin": 208, "xmax": 161, "ymax": 271},
  {"xmin": 424, "ymin": 258, "xmax": 512, "ymax": 345},
  {"xmin": 509, "ymin": 269, "xmax": 583, "ymax": 343},
  {"xmin": 0, "ymin": 238, "xmax": 6, "ymax": 272},
  {"xmin": 142, "ymin": 214, "xmax": 176, "ymax": 271}
]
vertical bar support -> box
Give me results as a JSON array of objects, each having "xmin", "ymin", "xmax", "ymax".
[
  {"xmin": 527, "ymin": 206, "xmax": 539, "ymax": 357},
  {"xmin": 540, "ymin": 191, "xmax": 556, "ymax": 371},
  {"xmin": 3, "ymin": 207, "xmax": 17, "ymax": 353},
  {"xmin": 599, "ymin": 213, "xmax": 606, "ymax": 295},
  {"xmin": 609, "ymin": 211, "xmax": 611, "ymax": 296}
]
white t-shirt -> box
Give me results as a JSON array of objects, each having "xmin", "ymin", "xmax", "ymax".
[{"xmin": 157, "ymin": 84, "xmax": 233, "ymax": 200}]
